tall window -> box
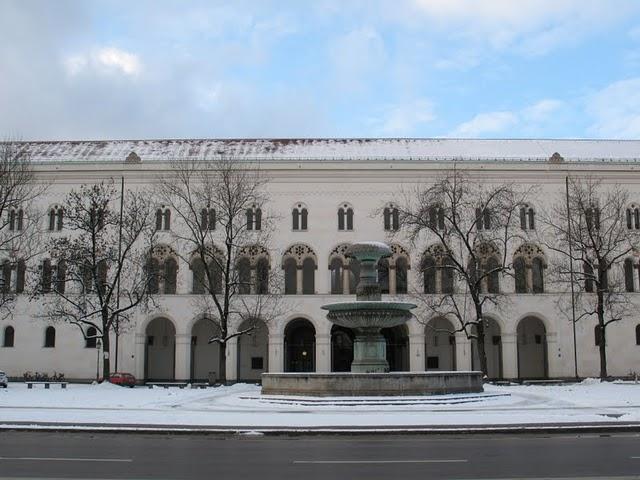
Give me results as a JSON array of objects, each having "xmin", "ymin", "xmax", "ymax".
[
  {"xmin": 585, "ymin": 205, "xmax": 600, "ymax": 231},
  {"xmin": 3, "ymin": 325, "xmax": 14, "ymax": 347},
  {"xmin": 485, "ymin": 256, "xmax": 500, "ymax": 293},
  {"xmin": 377, "ymin": 258, "xmax": 389, "ymax": 294},
  {"xmin": 0, "ymin": 260, "xmax": 11, "ymax": 293},
  {"xmin": 292, "ymin": 204, "xmax": 308, "ymax": 231},
  {"xmin": 16, "ymin": 259, "xmax": 25, "ymax": 294},
  {"xmin": 584, "ymin": 262, "xmax": 594, "ymax": 293},
  {"xmin": 383, "ymin": 204, "xmax": 399, "ymax": 231},
  {"xmin": 396, "ymin": 257, "xmax": 408, "ymax": 294},
  {"xmin": 256, "ymin": 258, "xmax": 269, "ymax": 294},
  {"xmin": 155, "ymin": 206, "xmax": 171, "ymax": 231},
  {"xmin": 422, "ymin": 256, "xmax": 436, "ymax": 294},
  {"xmin": 163, "ymin": 258, "xmax": 178, "ymax": 294},
  {"xmin": 85, "ymin": 326, "xmax": 97, "ymax": 348},
  {"xmin": 44, "ymin": 326, "xmax": 56, "ymax": 348},
  {"xmin": 475, "ymin": 205, "xmax": 491, "ymax": 230},
  {"xmin": 636, "ymin": 324, "xmax": 640, "ymax": 346},
  {"xmin": 48, "ymin": 206, "xmax": 63, "ymax": 231},
  {"xmin": 284, "ymin": 258, "xmax": 297, "ymax": 295},
  {"xmin": 513, "ymin": 246, "xmax": 546, "ymax": 294},
  {"xmin": 146, "ymin": 258, "xmax": 160, "ymax": 294},
  {"xmin": 8, "ymin": 208, "xmax": 24, "ymax": 231},
  {"xmin": 625, "ymin": 258, "xmax": 635, "ymax": 292},
  {"xmin": 246, "ymin": 206, "xmax": 262, "ymax": 231},
  {"xmin": 330, "ymin": 257, "xmax": 343, "ymax": 294},
  {"xmin": 514, "ymin": 257, "xmax": 527, "ymax": 293},
  {"xmin": 237, "ymin": 257, "xmax": 251, "ymax": 294},
  {"xmin": 41, "ymin": 259, "xmax": 53, "ymax": 293},
  {"xmin": 627, "ymin": 204, "xmax": 640, "ymax": 230},
  {"xmin": 519, "ymin": 204, "xmax": 535, "ymax": 230},
  {"xmin": 594, "ymin": 325, "xmax": 604, "ymax": 347},
  {"xmin": 200, "ymin": 208, "xmax": 215, "ymax": 231},
  {"xmin": 338, "ymin": 204, "xmax": 354, "ymax": 231},
  {"xmin": 428, "ymin": 205, "xmax": 445, "ymax": 231}
]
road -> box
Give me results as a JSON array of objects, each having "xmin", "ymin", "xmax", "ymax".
[{"xmin": 0, "ymin": 431, "xmax": 639, "ymax": 479}]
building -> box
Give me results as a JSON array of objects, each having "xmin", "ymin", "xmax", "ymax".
[{"xmin": 1, "ymin": 138, "xmax": 640, "ymax": 382}]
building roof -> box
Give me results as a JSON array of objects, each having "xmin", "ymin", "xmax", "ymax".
[{"xmin": 13, "ymin": 138, "xmax": 640, "ymax": 164}]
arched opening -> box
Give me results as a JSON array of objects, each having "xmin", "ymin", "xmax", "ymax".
[
  {"xmin": 302, "ymin": 257, "xmax": 315, "ymax": 294},
  {"xmin": 237, "ymin": 318, "xmax": 269, "ymax": 381},
  {"xmin": 517, "ymin": 316, "xmax": 548, "ymax": 379},
  {"xmin": 330, "ymin": 257, "xmax": 343, "ymax": 294},
  {"xmin": 85, "ymin": 326, "xmax": 97, "ymax": 348},
  {"xmin": 190, "ymin": 318, "xmax": 221, "ymax": 383},
  {"xmin": 485, "ymin": 256, "xmax": 500, "ymax": 293},
  {"xmin": 514, "ymin": 257, "xmax": 527, "ymax": 293},
  {"xmin": 256, "ymin": 258, "xmax": 269, "ymax": 294},
  {"xmin": 381, "ymin": 325, "xmax": 409, "ymax": 371},
  {"xmin": 145, "ymin": 317, "xmax": 176, "ymax": 381},
  {"xmin": 284, "ymin": 318, "xmax": 315, "ymax": 372},
  {"xmin": 422, "ymin": 256, "xmax": 436, "ymax": 293},
  {"xmin": 471, "ymin": 318, "xmax": 503, "ymax": 379},
  {"xmin": 237, "ymin": 257, "xmax": 251, "ymax": 294},
  {"xmin": 163, "ymin": 258, "xmax": 178, "ymax": 294},
  {"xmin": 625, "ymin": 258, "xmax": 635, "ymax": 292},
  {"xmin": 191, "ymin": 258, "xmax": 206, "ymax": 294},
  {"xmin": 532, "ymin": 257, "xmax": 544, "ymax": 293},
  {"xmin": 283, "ymin": 257, "xmax": 297, "ymax": 295},
  {"xmin": 425, "ymin": 318, "xmax": 456, "ymax": 371},
  {"xmin": 348, "ymin": 259, "xmax": 360, "ymax": 294},
  {"xmin": 3, "ymin": 325, "xmax": 14, "ymax": 347},
  {"xmin": 331, "ymin": 325, "xmax": 354, "ymax": 372},
  {"xmin": 378, "ymin": 258, "xmax": 389, "ymax": 294},
  {"xmin": 44, "ymin": 326, "xmax": 56, "ymax": 348},
  {"xmin": 146, "ymin": 258, "xmax": 160, "ymax": 294}
]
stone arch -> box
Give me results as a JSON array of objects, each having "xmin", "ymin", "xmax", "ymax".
[
  {"xmin": 144, "ymin": 317, "xmax": 176, "ymax": 381},
  {"xmin": 237, "ymin": 318, "xmax": 269, "ymax": 381},
  {"xmin": 282, "ymin": 243, "xmax": 317, "ymax": 268},
  {"xmin": 381, "ymin": 324, "xmax": 409, "ymax": 372},
  {"xmin": 284, "ymin": 318, "xmax": 316, "ymax": 372},
  {"xmin": 237, "ymin": 244, "xmax": 270, "ymax": 267},
  {"xmin": 328, "ymin": 242, "xmax": 359, "ymax": 294},
  {"xmin": 331, "ymin": 325, "xmax": 354, "ymax": 372},
  {"xmin": 517, "ymin": 316, "xmax": 548, "ymax": 379},
  {"xmin": 147, "ymin": 245, "xmax": 179, "ymax": 294},
  {"xmin": 190, "ymin": 317, "xmax": 221, "ymax": 382},
  {"xmin": 471, "ymin": 316, "xmax": 503, "ymax": 379},
  {"xmin": 425, "ymin": 317, "xmax": 457, "ymax": 371},
  {"xmin": 422, "ymin": 244, "xmax": 456, "ymax": 294},
  {"xmin": 189, "ymin": 245, "xmax": 225, "ymax": 294}
]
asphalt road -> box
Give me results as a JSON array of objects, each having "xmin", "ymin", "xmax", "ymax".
[{"xmin": 0, "ymin": 431, "xmax": 639, "ymax": 480}]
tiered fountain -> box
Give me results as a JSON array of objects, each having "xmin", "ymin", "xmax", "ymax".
[{"xmin": 262, "ymin": 242, "xmax": 483, "ymax": 396}]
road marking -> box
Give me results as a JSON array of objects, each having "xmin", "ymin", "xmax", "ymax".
[
  {"xmin": 0, "ymin": 457, "xmax": 132, "ymax": 463},
  {"xmin": 293, "ymin": 459, "xmax": 467, "ymax": 464},
  {"xmin": 631, "ymin": 456, "xmax": 640, "ymax": 459}
]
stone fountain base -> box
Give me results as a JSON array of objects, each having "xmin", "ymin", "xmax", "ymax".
[{"xmin": 261, "ymin": 371, "xmax": 483, "ymax": 397}]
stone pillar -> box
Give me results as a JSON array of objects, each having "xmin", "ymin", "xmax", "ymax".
[
  {"xmin": 501, "ymin": 333, "xmax": 518, "ymax": 379},
  {"xmin": 545, "ymin": 331, "xmax": 559, "ymax": 377},
  {"xmin": 316, "ymin": 333, "xmax": 331, "ymax": 372},
  {"xmin": 226, "ymin": 337, "xmax": 238, "ymax": 382},
  {"xmin": 135, "ymin": 333, "xmax": 146, "ymax": 381},
  {"xmin": 250, "ymin": 268, "xmax": 257, "ymax": 294},
  {"xmin": 455, "ymin": 333, "xmax": 472, "ymax": 371},
  {"xmin": 409, "ymin": 332, "xmax": 426, "ymax": 371},
  {"xmin": 174, "ymin": 334, "xmax": 191, "ymax": 381},
  {"xmin": 268, "ymin": 333, "xmax": 284, "ymax": 373},
  {"xmin": 296, "ymin": 266, "xmax": 303, "ymax": 294},
  {"xmin": 388, "ymin": 265, "xmax": 396, "ymax": 295},
  {"xmin": 342, "ymin": 266, "xmax": 350, "ymax": 295}
]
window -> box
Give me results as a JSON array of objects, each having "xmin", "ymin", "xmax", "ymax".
[
  {"xmin": 55, "ymin": 260, "xmax": 66, "ymax": 294},
  {"xmin": 422, "ymin": 250, "xmax": 454, "ymax": 294},
  {"xmin": 41, "ymin": 259, "xmax": 53, "ymax": 293},
  {"xmin": 302, "ymin": 257, "xmax": 315, "ymax": 294},
  {"xmin": 8, "ymin": 208, "xmax": 24, "ymax": 231},
  {"xmin": 532, "ymin": 257, "xmax": 544, "ymax": 294},
  {"xmin": 200, "ymin": 208, "xmax": 215, "ymax": 231},
  {"xmin": 15, "ymin": 260, "xmax": 25, "ymax": 294},
  {"xmin": 441, "ymin": 256, "xmax": 455, "ymax": 294},
  {"xmin": 378, "ymin": 258, "xmax": 390, "ymax": 294},
  {"xmin": 155, "ymin": 206, "xmax": 171, "ymax": 231},
  {"xmin": 163, "ymin": 258, "xmax": 178, "ymax": 294},
  {"xmin": 251, "ymin": 357, "xmax": 264, "ymax": 370},
  {"xmin": 330, "ymin": 257, "xmax": 343, "ymax": 294},
  {"xmin": 237, "ymin": 258, "xmax": 251, "ymax": 294},
  {"xmin": 284, "ymin": 258, "xmax": 297, "ymax": 295},
  {"xmin": 595, "ymin": 325, "xmax": 604, "ymax": 347},
  {"xmin": 146, "ymin": 258, "xmax": 160, "ymax": 294},
  {"xmin": 0, "ymin": 260, "xmax": 11, "ymax": 294},
  {"xmin": 191, "ymin": 259, "xmax": 206, "ymax": 294},
  {"xmin": 426, "ymin": 356, "xmax": 439, "ymax": 369},
  {"xmin": 584, "ymin": 262, "xmax": 594, "ymax": 293},
  {"xmin": 422, "ymin": 256, "xmax": 436, "ymax": 294},
  {"xmin": 485, "ymin": 256, "xmax": 500, "ymax": 294},
  {"xmin": 627, "ymin": 204, "xmax": 640, "ymax": 230},
  {"xmin": 625, "ymin": 258, "xmax": 635, "ymax": 292},
  {"xmin": 520, "ymin": 204, "xmax": 535, "ymax": 230},
  {"xmin": 44, "ymin": 326, "xmax": 55, "ymax": 348},
  {"xmin": 514, "ymin": 257, "xmax": 527, "ymax": 293},
  {"xmin": 636, "ymin": 325, "xmax": 640, "ymax": 346},
  {"xmin": 256, "ymin": 258, "xmax": 269, "ymax": 294},
  {"xmin": 292, "ymin": 204, "xmax": 308, "ymax": 231},
  {"xmin": 396, "ymin": 257, "xmax": 408, "ymax": 294},
  {"xmin": 85, "ymin": 326, "xmax": 97, "ymax": 348},
  {"xmin": 246, "ymin": 206, "xmax": 262, "ymax": 231},
  {"xmin": 585, "ymin": 205, "xmax": 600, "ymax": 231},
  {"xmin": 48, "ymin": 206, "xmax": 63, "ymax": 231},
  {"xmin": 90, "ymin": 208, "xmax": 105, "ymax": 231},
  {"xmin": 383, "ymin": 204, "xmax": 399, "ymax": 231},
  {"xmin": 3, "ymin": 326, "xmax": 14, "ymax": 347},
  {"xmin": 475, "ymin": 205, "xmax": 491, "ymax": 230},
  {"xmin": 337, "ymin": 204, "xmax": 354, "ymax": 231},
  {"xmin": 428, "ymin": 205, "xmax": 445, "ymax": 231}
]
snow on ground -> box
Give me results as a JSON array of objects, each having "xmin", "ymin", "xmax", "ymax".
[{"xmin": 0, "ymin": 380, "xmax": 639, "ymax": 429}]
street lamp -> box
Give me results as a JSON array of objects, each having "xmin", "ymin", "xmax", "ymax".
[{"xmin": 96, "ymin": 338, "xmax": 102, "ymax": 382}]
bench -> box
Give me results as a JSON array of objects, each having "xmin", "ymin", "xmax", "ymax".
[
  {"xmin": 522, "ymin": 379, "xmax": 565, "ymax": 386},
  {"xmin": 146, "ymin": 382, "xmax": 189, "ymax": 389},
  {"xmin": 190, "ymin": 383, "xmax": 209, "ymax": 389},
  {"xmin": 26, "ymin": 382, "xmax": 68, "ymax": 389}
]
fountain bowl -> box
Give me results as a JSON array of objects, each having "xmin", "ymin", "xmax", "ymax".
[{"xmin": 321, "ymin": 301, "xmax": 417, "ymax": 329}]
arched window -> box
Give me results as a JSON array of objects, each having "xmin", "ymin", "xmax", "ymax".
[
  {"xmin": 302, "ymin": 257, "xmax": 315, "ymax": 294},
  {"xmin": 16, "ymin": 259, "xmax": 25, "ymax": 294},
  {"xmin": 584, "ymin": 262, "xmax": 594, "ymax": 293},
  {"xmin": 330, "ymin": 257, "xmax": 343, "ymax": 294},
  {"xmin": 146, "ymin": 258, "xmax": 160, "ymax": 294},
  {"xmin": 383, "ymin": 204, "xmax": 399, "ymax": 231},
  {"xmin": 0, "ymin": 260, "xmax": 11, "ymax": 293},
  {"xmin": 627, "ymin": 204, "xmax": 640, "ymax": 230},
  {"xmin": 594, "ymin": 324, "xmax": 603, "ymax": 347},
  {"xmin": 208, "ymin": 260, "xmax": 222, "ymax": 294},
  {"xmin": 163, "ymin": 258, "xmax": 178, "ymax": 294},
  {"xmin": 519, "ymin": 204, "xmax": 535, "ymax": 230},
  {"xmin": 246, "ymin": 206, "xmax": 262, "ymax": 231},
  {"xmin": 441, "ymin": 256, "xmax": 455, "ymax": 294},
  {"xmin": 292, "ymin": 204, "xmax": 308, "ymax": 231},
  {"xmin": 428, "ymin": 205, "xmax": 445, "ymax": 230},
  {"xmin": 41, "ymin": 259, "xmax": 52, "ymax": 293},
  {"xmin": 8, "ymin": 208, "xmax": 24, "ymax": 232},
  {"xmin": 85, "ymin": 326, "xmax": 97, "ymax": 348},
  {"xmin": 636, "ymin": 324, "xmax": 640, "ymax": 345},
  {"xmin": 348, "ymin": 259, "xmax": 360, "ymax": 293},
  {"xmin": 625, "ymin": 258, "xmax": 635, "ymax": 292},
  {"xmin": 378, "ymin": 258, "xmax": 390, "ymax": 294},
  {"xmin": 237, "ymin": 257, "xmax": 251, "ymax": 294},
  {"xmin": 475, "ymin": 205, "xmax": 491, "ymax": 230},
  {"xmin": 191, "ymin": 258, "xmax": 205, "ymax": 294},
  {"xmin": 396, "ymin": 257, "xmax": 408, "ymax": 294},
  {"xmin": 48, "ymin": 206, "xmax": 63, "ymax": 231},
  {"xmin": 283, "ymin": 257, "xmax": 297, "ymax": 295},
  {"xmin": 338, "ymin": 204, "xmax": 354, "ymax": 231},
  {"xmin": 532, "ymin": 257, "xmax": 544, "ymax": 293},
  {"xmin": 3, "ymin": 325, "xmax": 14, "ymax": 347},
  {"xmin": 44, "ymin": 326, "xmax": 56, "ymax": 348},
  {"xmin": 422, "ymin": 256, "xmax": 436, "ymax": 294},
  {"xmin": 585, "ymin": 205, "xmax": 600, "ymax": 231},
  {"xmin": 514, "ymin": 257, "xmax": 527, "ymax": 293},
  {"xmin": 256, "ymin": 258, "xmax": 269, "ymax": 294},
  {"xmin": 55, "ymin": 260, "xmax": 66, "ymax": 294},
  {"xmin": 155, "ymin": 206, "xmax": 171, "ymax": 231},
  {"xmin": 200, "ymin": 208, "xmax": 215, "ymax": 231},
  {"xmin": 485, "ymin": 256, "xmax": 500, "ymax": 294}
]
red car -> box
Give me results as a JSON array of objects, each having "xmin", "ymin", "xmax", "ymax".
[{"xmin": 108, "ymin": 372, "xmax": 136, "ymax": 387}]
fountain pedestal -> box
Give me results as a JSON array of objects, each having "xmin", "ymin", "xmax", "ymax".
[{"xmin": 352, "ymin": 328, "xmax": 388, "ymax": 373}]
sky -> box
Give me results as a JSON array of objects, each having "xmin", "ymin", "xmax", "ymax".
[{"xmin": 2, "ymin": 0, "xmax": 640, "ymax": 140}]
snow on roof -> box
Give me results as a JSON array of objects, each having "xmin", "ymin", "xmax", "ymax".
[{"xmin": 12, "ymin": 138, "xmax": 640, "ymax": 164}]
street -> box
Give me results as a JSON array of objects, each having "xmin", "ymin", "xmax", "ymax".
[{"xmin": 0, "ymin": 431, "xmax": 639, "ymax": 479}]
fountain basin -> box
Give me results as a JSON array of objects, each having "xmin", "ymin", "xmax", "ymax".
[{"xmin": 321, "ymin": 301, "xmax": 417, "ymax": 329}]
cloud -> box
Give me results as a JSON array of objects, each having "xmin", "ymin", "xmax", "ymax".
[
  {"xmin": 64, "ymin": 47, "xmax": 141, "ymax": 77},
  {"xmin": 522, "ymin": 99, "xmax": 564, "ymax": 123},
  {"xmin": 450, "ymin": 111, "xmax": 518, "ymax": 137},
  {"xmin": 368, "ymin": 99, "xmax": 435, "ymax": 136},
  {"xmin": 587, "ymin": 77, "xmax": 640, "ymax": 138}
]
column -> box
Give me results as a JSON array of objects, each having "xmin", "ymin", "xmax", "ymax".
[
  {"xmin": 268, "ymin": 333, "xmax": 284, "ymax": 373},
  {"xmin": 174, "ymin": 333, "xmax": 191, "ymax": 381},
  {"xmin": 455, "ymin": 333, "xmax": 472, "ymax": 371},
  {"xmin": 316, "ymin": 333, "xmax": 331, "ymax": 372},
  {"xmin": 545, "ymin": 331, "xmax": 559, "ymax": 377},
  {"xmin": 409, "ymin": 332, "xmax": 425, "ymax": 371},
  {"xmin": 135, "ymin": 333, "xmax": 146, "ymax": 381},
  {"xmin": 501, "ymin": 332, "xmax": 518, "ymax": 379},
  {"xmin": 389, "ymin": 265, "xmax": 396, "ymax": 295},
  {"xmin": 342, "ymin": 266, "xmax": 350, "ymax": 294},
  {"xmin": 226, "ymin": 337, "xmax": 238, "ymax": 382},
  {"xmin": 296, "ymin": 265, "xmax": 303, "ymax": 294}
]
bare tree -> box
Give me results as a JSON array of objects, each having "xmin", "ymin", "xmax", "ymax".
[
  {"xmin": 157, "ymin": 157, "xmax": 283, "ymax": 383},
  {"xmin": 0, "ymin": 141, "xmax": 47, "ymax": 319},
  {"xmin": 396, "ymin": 168, "xmax": 530, "ymax": 376},
  {"xmin": 541, "ymin": 177, "xmax": 639, "ymax": 379},
  {"xmin": 33, "ymin": 181, "xmax": 157, "ymax": 379}
]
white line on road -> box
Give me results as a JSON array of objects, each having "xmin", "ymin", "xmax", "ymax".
[
  {"xmin": 0, "ymin": 457, "xmax": 132, "ymax": 463},
  {"xmin": 631, "ymin": 456, "xmax": 640, "ymax": 459},
  {"xmin": 293, "ymin": 459, "xmax": 468, "ymax": 464}
]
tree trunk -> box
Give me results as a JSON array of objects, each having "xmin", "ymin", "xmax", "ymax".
[
  {"xmin": 102, "ymin": 331, "xmax": 111, "ymax": 381},
  {"xmin": 596, "ymin": 290, "xmax": 608, "ymax": 380},
  {"xmin": 218, "ymin": 341, "xmax": 227, "ymax": 384},
  {"xmin": 475, "ymin": 319, "xmax": 489, "ymax": 377}
]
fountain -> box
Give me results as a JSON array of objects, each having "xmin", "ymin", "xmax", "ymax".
[{"xmin": 262, "ymin": 241, "xmax": 483, "ymax": 396}]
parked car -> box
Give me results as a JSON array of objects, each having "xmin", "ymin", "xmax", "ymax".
[
  {"xmin": 0, "ymin": 371, "xmax": 8, "ymax": 388},
  {"xmin": 108, "ymin": 372, "xmax": 136, "ymax": 387}
]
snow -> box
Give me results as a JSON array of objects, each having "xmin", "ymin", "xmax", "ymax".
[
  {"xmin": 1, "ymin": 379, "xmax": 640, "ymax": 430},
  {"xmin": 15, "ymin": 138, "xmax": 640, "ymax": 164}
]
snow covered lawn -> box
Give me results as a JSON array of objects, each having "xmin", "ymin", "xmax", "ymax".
[{"xmin": 0, "ymin": 379, "xmax": 639, "ymax": 430}]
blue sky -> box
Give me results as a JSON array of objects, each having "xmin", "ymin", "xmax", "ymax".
[{"xmin": 2, "ymin": 0, "xmax": 640, "ymax": 140}]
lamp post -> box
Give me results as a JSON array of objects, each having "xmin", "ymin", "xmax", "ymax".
[{"xmin": 96, "ymin": 338, "xmax": 102, "ymax": 382}]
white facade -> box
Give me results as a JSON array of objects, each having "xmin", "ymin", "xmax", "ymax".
[{"xmin": 1, "ymin": 138, "xmax": 640, "ymax": 381}]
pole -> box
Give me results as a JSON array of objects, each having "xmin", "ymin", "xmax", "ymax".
[
  {"xmin": 96, "ymin": 339, "xmax": 102, "ymax": 382},
  {"xmin": 115, "ymin": 175, "xmax": 124, "ymax": 372},
  {"xmin": 566, "ymin": 176, "xmax": 579, "ymax": 379}
]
